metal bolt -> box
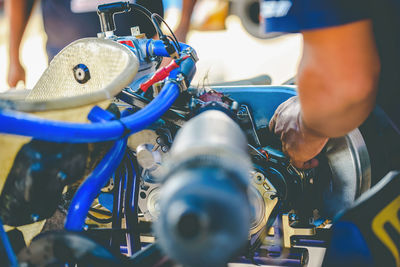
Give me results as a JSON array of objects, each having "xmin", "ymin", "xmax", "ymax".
[
  {"xmin": 289, "ymin": 213, "xmax": 298, "ymax": 221},
  {"xmin": 231, "ymin": 101, "xmax": 239, "ymax": 111},
  {"xmin": 253, "ymin": 172, "xmax": 264, "ymax": 184},
  {"xmin": 141, "ymin": 184, "xmax": 150, "ymax": 191},
  {"xmin": 161, "ymin": 146, "xmax": 169, "ymax": 153}
]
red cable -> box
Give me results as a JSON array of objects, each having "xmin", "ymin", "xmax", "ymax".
[{"xmin": 139, "ymin": 56, "xmax": 190, "ymax": 92}]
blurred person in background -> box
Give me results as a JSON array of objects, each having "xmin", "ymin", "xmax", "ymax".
[
  {"xmin": 6, "ymin": 0, "xmax": 163, "ymax": 88},
  {"xmin": 174, "ymin": 0, "xmax": 228, "ymax": 42},
  {"xmin": 174, "ymin": 0, "xmax": 196, "ymax": 42}
]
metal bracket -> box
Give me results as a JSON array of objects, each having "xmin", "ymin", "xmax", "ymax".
[
  {"xmin": 282, "ymin": 213, "xmax": 316, "ymax": 248},
  {"xmin": 169, "ymin": 74, "xmax": 188, "ymax": 92}
]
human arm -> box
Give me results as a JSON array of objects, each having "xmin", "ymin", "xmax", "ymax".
[
  {"xmin": 6, "ymin": 0, "xmax": 36, "ymax": 88},
  {"xmin": 174, "ymin": 0, "xmax": 197, "ymax": 42},
  {"xmin": 270, "ymin": 20, "xmax": 380, "ymax": 168}
]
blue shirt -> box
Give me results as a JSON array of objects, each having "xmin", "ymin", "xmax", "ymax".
[
  {"xmin": 260, "ymin": 0, "xmax": 400, "ymax": 129},
  {"xmin": 41, "ymin": 0, "xmax": 163, "ymax": 59}
]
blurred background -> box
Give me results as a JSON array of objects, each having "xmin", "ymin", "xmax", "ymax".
[{"xmin": 0, "ymin": 0, "xmax": 302, "ymax": 91}]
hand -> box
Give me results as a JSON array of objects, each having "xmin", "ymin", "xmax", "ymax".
[
  {"xmin": 8, "ymin": 61, "xmax": 26, "ymax": 88},
  {"xmin": 269, "ymin": 96, "xmax": 329, "ymax": 169}
]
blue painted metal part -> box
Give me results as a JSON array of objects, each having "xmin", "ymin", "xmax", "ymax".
[
  {"xmin": 65, "ymin": 137, "xmax": 127, "ymax": 231},
  {"xmin": 213, "ymin": 86, "xmax": 297, "ymax": 128},
  {"xmin": 0, "ymin": 218, "xmax": 18, "ymax": 267},
  {"xmin": 213, "ymin": 86, "xmax": 297, "ymax": 120}
]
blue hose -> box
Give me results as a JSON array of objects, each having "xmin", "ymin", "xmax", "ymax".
[
  {"xmin": 65, "ymin": 138, "xmax": 127, "ymax": 231},
  {"xmin": 64, "ymin": 82, "xmax": 179, "ymax": 230},
  {"xmin": 0, "ymin": 110, "xmax": 125, "ymax": 143},
  {"xmin": 0, "ymin": 37, "xmax": 193, "ymax": 143},
  {"xmin": 0, "ymin": 82, "xmax": 180, "ymax": 143},
  {"xmin": 148, "ymin": 40, "xmax": 191, "ymax": 57},
  {"xmin": 121, "ymin": 81, "xmax": 179, "ymax": 132}
]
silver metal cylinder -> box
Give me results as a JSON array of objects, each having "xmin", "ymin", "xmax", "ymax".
[
  {"xmin": 154, "ymin": 110, "xmax": 252, "ymax": 267},
  {"xmin": 167, "ymin": 109, "xmax": 252, "ymax": 186}
]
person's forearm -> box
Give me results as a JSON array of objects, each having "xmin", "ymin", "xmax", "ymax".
[
  {"xmin": 298, "ymin": 59, "xmax": 379, "ymax": 138},
  {"xmin": 178, "ymin": 0, "xmax": 196, "ymax": 31},
  {"xmin": 298, "ymin": 20, "xmax": 380, "ymax": 138},
  {"xmin": 6, "ymin": 0, "xmax": 36, "ymax": 63}
]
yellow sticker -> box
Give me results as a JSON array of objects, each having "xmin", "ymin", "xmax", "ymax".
[{"xmin": 372, "ymin": 195, "xmax": 400, "ymax": 266}]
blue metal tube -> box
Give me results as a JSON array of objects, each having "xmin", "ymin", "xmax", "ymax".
[
  {"xmin": 65, "ymin": 138, "xmax": 127, "ymax": 231},
  {"xmin": 0, "ymin": 218, "xmax": 18, "ymax": 267}
]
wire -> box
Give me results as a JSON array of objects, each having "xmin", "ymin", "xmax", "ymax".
[
  {"xmin": 127, "ymin": 3, "xmax": 164, "ymax": 39},
  {"xmin": 85, "ymin": 203, "xmax": 114, "ymax": 224},
  {"xmin": 87, "ymin": 213, "xmax": 113, "ymax": 224},
  {"xmin": 167, "ymin": 35, "xmax": 180, "ymax": 52},
  {"xmin": 89, "ymin": 207, "xmax": 113, "ymax": 216},
  {"xmin": 128, "ymin": 3, "xmax": 152, "ymax": 20},
  {"xmin": 151, "ymin": 13, "xmax": 181, "ymax": 52}
]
